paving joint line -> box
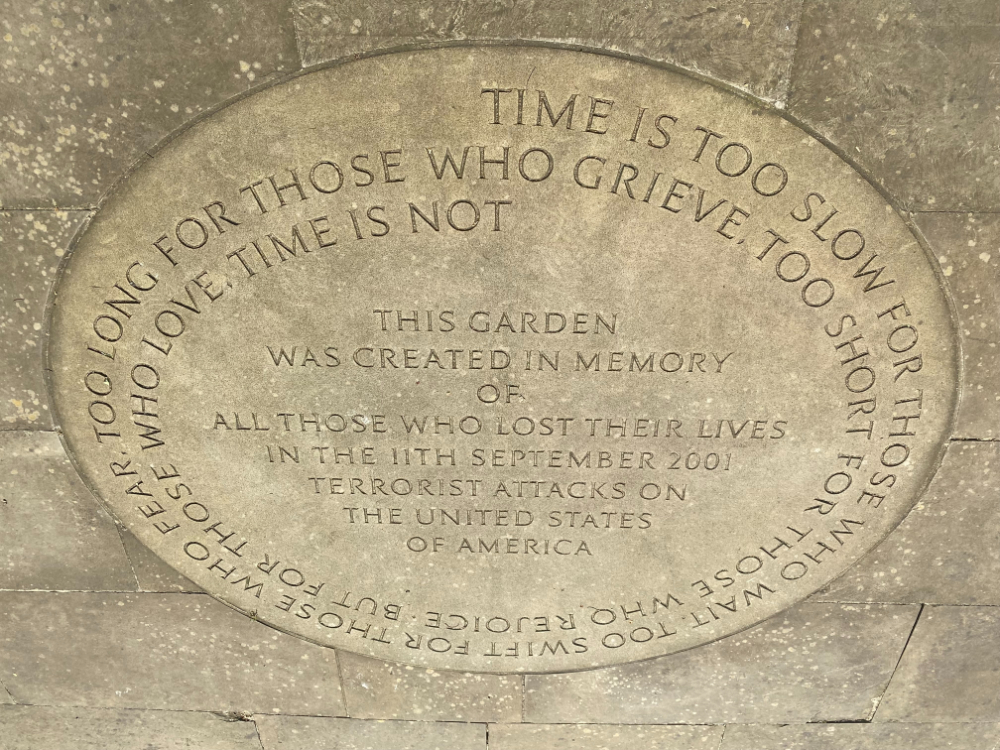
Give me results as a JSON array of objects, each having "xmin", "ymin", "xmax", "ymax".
[
  {"xmin": 913, "ymin": 209, "xmax": 1000, "ymax": 215},
  {"xmin": 779, "ymin": 0, "xmax": 810, "ymax": 110},
  {"xmin": 332, "ymin": 648, "xmax": 351, "ymax": 719},
  {"xmin": 0, "ymin": 589, "xmax": 206, "ymax": 594},
  {"xmin": 0, "ymin": 206, "xmax": 97, "ymax": 212},
  {"xmin": 0, "ymin": 676, "xmax": 15, "ymax": 705},
  {"xmin": 809, "ymin": 600, "xmax": 1000, "ymax": 607},
  {"xmin": 285, "ymin": 0, "xmax": 307, "ymax": 74},
  {"xmin": 250, "ymin": 716, "xmax": 266, "ymax": 750},
  {"xmin": 870, "ymin": 603, "xmax": 925, "ymax": 721},
  {"xmin": 112, "ymin": 523, "xmax": 142, "ymax": 591},
  {"xmin": 520, "ymin": 674, "xmax": 527, "ymax": 722}
]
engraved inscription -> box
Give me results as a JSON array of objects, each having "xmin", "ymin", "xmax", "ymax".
[{"xmin": 49, "ymin": 47, "xmax": 958, "ymax": 673}]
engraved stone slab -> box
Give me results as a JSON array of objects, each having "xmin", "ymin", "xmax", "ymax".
[
  {"xmin": 523, "ymin": 602, "xmax": 919, "ymax": 724},
  {"xmin": 875, "ymin": 605, "xmax": 1000, "ymax": 722},
  {"xmin": 47, "ymin": 46, "xmax": 959, "ymax": 672},
  {"xmin": 721, "ymin": 721, "xmax": 1000, "ymax": 750},
  {"xmin": 255, "ymin": 715, "xmax": 486, "ymax": 750},
  {"xmin": 0, "ymin": 705, "xmax": 262, "ymax": 750},
  {"xmin": 0, "ymin": 592, "xmax": 345, "ymax": 713},
  {"xmin": 491, "ymin": 723, "xmax": 723, "ymax": 750}
]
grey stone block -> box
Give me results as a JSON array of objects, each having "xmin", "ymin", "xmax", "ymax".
[
  {"xmin": 917, "ymin": 212, "xmax": 1000, "ymax": 439},
  {"xmin": 337, "ymin": 651, "xmax": 521, "ymax": 722},
  {"xmin": 789, "ymin": 0, "xmax": 1000, "ymax": 212},
  {"xmin": 0, "ymin": 592, "xmax": 345, "ymax": 714},
  {"xmin": 0, "ymin": 0, "xmax": 300, "ymax": 208},
  {"xmin": 721, "ymin": 722, "xmax": 1000, "ymax": 749},
  {"xmin": 0, "ymin": 431, "xmax": 136, "ymax": 591},
  {"xmin": 0, "ymin": 211, "xmax": 88, "ymax": 430},
  {"xmin": 490, "ymin": 723, "xmax": 724, "ymax": 750},
  {"xmin": 876, "ymin": 605, "xmax": 1000, "ymax": 722},
  {"xmin": 524, "ymin": 603, "xmax": 919, "ymax": 724},
  {"xmin": 120, "ymin": 530, "xmax": 200, "ymax": 593},
  {"xmin": 817, "ymin": 442, "xmax": 1000, "ymax": 605},
  {"xmin": 291, "ymin": 0, "xmax": 805, "ymax": 102},
  {"xmin": 0, "ymin": 705, "xmax": 262, "ymax": 750},
  {"xmin": 256, "ymin": 715, "xmax": 486, "ymax": 749}
]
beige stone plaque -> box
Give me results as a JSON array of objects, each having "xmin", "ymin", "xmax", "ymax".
[{"xmin": 48, "ymin": 46, "xmax": 959, "ymax": 672}]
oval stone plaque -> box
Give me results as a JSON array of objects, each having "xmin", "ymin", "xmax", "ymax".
[{"xmin": 49, "ymin": 46, "xmax": 958, "ymax": 672}]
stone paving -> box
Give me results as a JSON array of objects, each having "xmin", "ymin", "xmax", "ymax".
[{"xmin": 1, "ymin": 1, "xmax": 998, "ymax": 747}]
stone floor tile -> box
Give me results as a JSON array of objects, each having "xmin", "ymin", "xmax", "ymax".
[
  {"xmin": 0, "ymin": 705, "xmax": 262, "ymax": 750},
  {"xmin": 0, "ymin": 0, "xmax": 300, "ymax": 208},
  {"xmin": 789, "ymin": 1, "xmax": 1000, "ymax": 212},
  {"xmin": 490, "ymin": 723, "xmax": 723, "ymax": 750},
  {"xmin": 337, "ymin": 651, "xmax": 520, "ymax": 722},
  {"xmin": 255, "ymin": 715, "xmax": 485, "ymax": 750},
  {"xmin": 524, "ymin": 603, "xmax": 919, "ymax": 724},
  {"xmin": 0, "ymin": 431, "xmax": 135, "ymax": 591},
  {"xmin": 0, "ymin": 210, "xmax": 88, "ymax": 430},
  {"xmin": 876, "ymin": 605, "xmax": 1000, "ymax": 722},
  {"xmin": 291, "ymin": 0, "xmax": 804, "ymax": 102},
  {"xmin": 917, "ymin": 212, "xmax": 1000, "ymax": 439},
  {"xmin": 0, "ymin": 592, "xmax": 345, "ymax": 714},
  {"xmin": 120, "ymin": 530, "xmax": 200, "ymax": 593},
  {"xmin": 721, "ymin": 722, "xmax": 1000, "ymax": 749},
  {"xmin": 816, "ymin": 442, "xmax": 1000, "ymax": 605}
]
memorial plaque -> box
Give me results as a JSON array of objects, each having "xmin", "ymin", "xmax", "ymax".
[{"xmin": 47, "ymin": 46, "xmax": 959, "ymax": 672}]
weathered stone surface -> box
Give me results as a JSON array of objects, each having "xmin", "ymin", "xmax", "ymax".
[
  {"xmin": 292, "ymin": 0, "xmax": 805, "ymax": 102},
  {"xmin": 0, "ymin": 431, "xmax": 135, "ymax": 591},
  {"xmin": 0, "ymin": 592, "xmax": 345, "ymax": 714},
  {"xmin": 337, "ymin": 651, "xmax": 520, "ymax": 722},
  {"xmin": 47, "ymin": 44, "xmax": 958, "ymax": 673},
  {"xmin": 917, "ymin": 212, "xmax": 1000, "ymax": 439},
  {"xmin": 0, "ymin": 210, "xmax": 88, "ymax": 429},
  {"xmin": 721, "ymin": 722, "xmax": 1000, "ymax": 749},
  {"xmin": 0, "ymin": 0, "xmax": 300, "ymax": 209},
  {"xmin": 120, "ymin": 529, "xmax": 199, "ymax": 593},
  {"xmin": 789, "ymin": 1, "xmax": 1000, "ymax": 212},
  {"xmin": 0, "ymin": 705, "xmax": 262, "ymax": 750},
  {"xmin": 817, "ymin": 442, "xmax": 1000, "ymax": 605},
  {"xmin": 255, "ymin": 715, "xmax": 485, "ymax": 749},
  {"xmin": 524, "ymin": 603, "xmax": 919, "ymax": 724},
  {"xmin": 490, "ymin": 723, "xmax": 724, "ymax": 750},
  {"xmin": 876, "ymin": 605, "xmax": 1000, "ymax": 722},
  {"xmin": 0, "ymin": 2, "xmax": 988, "ymax": 736}
]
